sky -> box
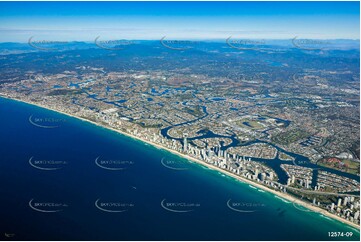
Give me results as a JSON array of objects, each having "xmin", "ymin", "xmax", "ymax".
[{"xmin": 0, "ymin": 1, "xmax": 359, "ymax": 42}]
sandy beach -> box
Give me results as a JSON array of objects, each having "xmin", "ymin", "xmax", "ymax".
[{"xmin": 2, "ymin": 95, "xmax": 359, "ymax": 230}]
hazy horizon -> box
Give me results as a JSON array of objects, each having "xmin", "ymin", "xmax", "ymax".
[{"xmin": 0, "ymin": 1, "xmax": 359, "ymax": 42}]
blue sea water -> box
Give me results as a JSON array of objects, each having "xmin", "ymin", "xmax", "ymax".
[{"xmin": 0, "ymin": 97, "xmax": 359, "ymax": 241}]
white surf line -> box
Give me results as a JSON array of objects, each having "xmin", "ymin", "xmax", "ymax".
[{"xmin": 274, "ymin": 195, "xmax": 291, "ymax": 203}]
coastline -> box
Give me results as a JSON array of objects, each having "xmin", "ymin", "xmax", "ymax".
[{"xmin": 1, "ymin": 95, "xmax": 360, "ymax": 230}]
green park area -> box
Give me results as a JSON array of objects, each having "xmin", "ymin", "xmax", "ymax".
[
  {"xmin": 317, "ymin": 158, "xmax": 360, "ymax": 175},
  {"xmin": 272, "ymin": 129, "xmax": 310, "ymax": 145},
  {"xmin": 236, "ymin": 118, "xmax": 265, "ymax": 130}
]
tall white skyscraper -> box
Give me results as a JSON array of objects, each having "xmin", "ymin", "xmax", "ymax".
[{"xmin": 183, "ymin": 137, "xmax": 188, "ymax": 152}]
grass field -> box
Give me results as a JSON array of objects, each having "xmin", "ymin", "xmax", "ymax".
[
  {"xmin": 272, "ymin": 129, "xmax": 310, "ymax": 145},
  {"xmin": 236, "ymin": 118, "xmax": 265, "ymax": 130},
  {"xmin": 317, "ymin": 159, "xmax": 360, "ymax": 175}
]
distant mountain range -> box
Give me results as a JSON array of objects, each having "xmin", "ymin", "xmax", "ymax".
[{"xmin": 0, "ymin": 39, "xmax": 359, "ymax": 55}]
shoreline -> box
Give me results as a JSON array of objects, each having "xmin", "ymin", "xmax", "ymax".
[{"xmin": 1, "ymin": 95, "xmax": 360, "ymax": 230}]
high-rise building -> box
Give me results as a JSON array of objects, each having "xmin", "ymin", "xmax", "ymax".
[
  {"xmin": 354, "ymin": 211, "xmax": 360, "ymax": 220},
  {"xmin": 337, "ymin": 198, "xmax": 342, "ymax": 207},
  {"xmin": 183, "ymin": 137, "xmax": 188, "ymax": 152},
  {"xmin": 343, "ymin": 197, "xmax": 348, "ymax": 206},
  {"xmin": 260, "ymin": 173, "xmax": 266, "ymax": 181}
]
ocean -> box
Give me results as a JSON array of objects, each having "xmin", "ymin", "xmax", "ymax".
[{"xmin": 0, "ymin": 97, "xmax": 359, "ymax": 241}]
